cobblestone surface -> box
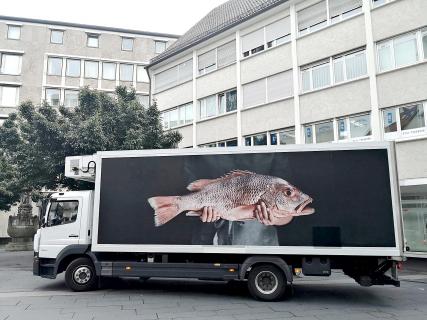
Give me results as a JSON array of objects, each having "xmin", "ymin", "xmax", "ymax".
[{"xmin": 0, "ymin": 250, "xmax": 426, "ymax": 320}]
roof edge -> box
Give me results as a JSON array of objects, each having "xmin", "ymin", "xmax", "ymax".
[
  {"xmin": 146, "ymin": 0, "xmax": 289, "ymax": 69},
  {"xmin": 0, "ymin": 15, "xmax": 181, "ymax": 39}
]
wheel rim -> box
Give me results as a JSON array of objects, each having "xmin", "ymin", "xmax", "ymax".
[
  {"xmin": 255, "ymin": 270, "xmax": 278, "ymax": 295},
  {"xmin": 73, "ymin": 266, "xmax": 92, "ymax": 285}
]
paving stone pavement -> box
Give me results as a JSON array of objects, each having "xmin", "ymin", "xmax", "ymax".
[{"xmin": 0, "ymin": 250, "xmax": 426, "ymax": 320}]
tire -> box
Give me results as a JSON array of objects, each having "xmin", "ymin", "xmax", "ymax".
[
  {"xmin": 65, "ymin": 257, "xmax": 98, "ymax": 291},
  {"xmin": 247, "ymin": 264, "xmax": 287, "ymax": 301}
]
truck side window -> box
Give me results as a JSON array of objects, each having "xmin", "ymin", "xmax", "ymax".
[{"xmin": 47, "ymin": 201, "xmax": 79, "ymax": 227}]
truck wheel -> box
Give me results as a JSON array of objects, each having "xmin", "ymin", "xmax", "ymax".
[
  {"xmin": 248, "ymin": 264, "xmax": 286, "ymax": 301},
  {"xmin": 65, "ymin": 257, "xmax": 97, "ymax": 291}
]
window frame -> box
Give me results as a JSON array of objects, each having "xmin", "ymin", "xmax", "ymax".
[
  {"xmin": 45, "ymin": 88, "xmax": 61, "ymax": 107},
  {"xmin": 121, "ymin": 37, "xmax": 134, "ymax": 51},
  {"xmin": 64, "ymin": 90, "xmax": 79, "ymax": 108},
  {"xmin": 154, "ymin": 59, "xmax": 193, "ymax": 93},
  {"xmin": 84, "ymin": 60, "xmax": 99, "ymax": 79},
  {"xmin": 0, "ymin": 85, "xmax": 19, "ymax": 107},
  {"xmin": 65, "ymin": 59, "xmax": 81, "ymax": 78},
  {"xmin": 46, "ymin": 200, "xmax": 79, "ymax": 227},
  {"xmin": 161, "ymin": 102, "xmax": 193, "ymax": 129},
  {"xmin": 102, "ymin": 62, "xmax": 116, "ymax": 80},
  {"xmin": 0, "ymin": 53, "xmax": 22, "ymax": 75},
  {"xmin": 136, "ymin": 65, "xmax": 149, "ymax": 83},
  {"xmin": 241, "ymin": 17, "xmax": 291, "ymax": 58},
  {"xmin": 47, "ymin": 57, "xmax": 63, "ymax": 76},
  {"xmin": 198, "ymin": 40, "xmax": 236, "ymax": 76},
  {"xmin": 198, "ymin": 88, "xmax": 237, "ymax": 120},
  {"xmin": 155, "ymin": 40, "xmax": 167, "ymax": 54},
  {"xmin": 50, "ymin": 29, "xmax": 64, "ymax": 44},
  {"xmin": 87, "ymin": 34, "xmax": 99, "ymax": 48},
  {"xmin": 119, "ymin": 63, "xmax": 134, "ymax": 82},
  {"xmin": 7, "ymin": 25, "xmax": 21, "ymax": 40},
  {"xmin": 382, "ymin": 101, "xmax": 427, "ymax": 140},
  {"xmin": 199, "ymin": 138, "xmax": 238, "ymax": 148}
]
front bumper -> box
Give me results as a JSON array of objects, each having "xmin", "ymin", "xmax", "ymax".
[{"xmin": 33, "ymin": 253, "xmax": 56, "ymax": 279}]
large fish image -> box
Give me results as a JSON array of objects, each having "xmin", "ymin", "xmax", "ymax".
[{"xmin": 147, "ymin": 170, "xmax": 315, "ymax": 227}]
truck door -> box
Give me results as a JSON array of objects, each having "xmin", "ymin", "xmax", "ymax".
[{"xmin": 38, "ymin": 197, "xmax": 83, "ymax": 258}]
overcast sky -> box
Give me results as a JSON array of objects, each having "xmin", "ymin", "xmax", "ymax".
[{"xmin": 1, "ymin": 0, "xmax": 228, "ymax": 35}]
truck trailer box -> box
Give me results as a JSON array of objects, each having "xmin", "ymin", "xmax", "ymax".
[{"xmin": 34, "ymin": 142, "xmax": 404, "ymax": 300}]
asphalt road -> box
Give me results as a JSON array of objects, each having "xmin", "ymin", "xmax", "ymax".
[{"xmin": 0, "ymin": 249, "xmax": 427, "ymax": 320}]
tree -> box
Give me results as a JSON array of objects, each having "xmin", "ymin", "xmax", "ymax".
[{"xmin": 0, "ymin": 86, "xmax": 182, "ymax": 211}]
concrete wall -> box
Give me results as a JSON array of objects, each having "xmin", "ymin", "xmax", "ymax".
[
  {"xmin": 299, "ymin": 78, "xmax": 371, "ymax": 124},
  {"xmin": 371, "ymin": 0, "xmax": 427, "ymax": 41},
  {"xmin": 154, "ymin": 81, "xmax": 193, "ymax": 111},
  {"xmin": 396, "ymin": 138, "xmax": 427, "ymax": 180},
  {"xmin": 196, "ymin": 113, "xmax": 237, "ymax": 145},
  {"xmin": 241, "ymin": 99, "xmax": 295, "ymax": 136},
  {"xmin": 176, "ymin": 125, "xmax": 193, "ymax": 148},
  {"xmin": 377, "ymin": 63, "xmax": 427, "ymax": 108}
]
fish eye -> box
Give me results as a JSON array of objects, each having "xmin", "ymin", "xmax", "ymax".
[{"xmin": 284, "ymin": 188, "xmax": 292, "ymax": 196}]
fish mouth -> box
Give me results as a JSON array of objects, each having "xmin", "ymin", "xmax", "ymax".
[{"xmin": 294, "ymin": 198, "xmax": 315, "ymax": 215}]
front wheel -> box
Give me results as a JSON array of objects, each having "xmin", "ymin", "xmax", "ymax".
[
  {"xmin": 247, "ymin": 264, "xmax": 287, "ymax": 301},
  {"xmin": 65, "ymin": 257, "xmax": 97, "ymax": 291}
]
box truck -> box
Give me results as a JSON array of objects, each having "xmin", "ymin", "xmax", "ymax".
[{"xmin": 33, "ymin": 142, "xmax": 403, "ymax": 300}]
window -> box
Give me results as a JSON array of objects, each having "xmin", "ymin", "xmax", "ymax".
[
  {"xmin": 121, "ymin": 37, "xmax": 134, "ymax": 51},
  {"xmin": 155, "ymin": 41, "xmax": 167, "ymax": 53},
  {"xmin": 377, "ymin": 30, "xmax": 424, "ymax": 72},
  {"xmin": 298, "ymin": 0, "xmax": 362, "ymax": 35},
  {"xmin": 7, "ymin": 25, "xmax": 21, "ymax": 40},
  {"xmin": 47, "ymin": 200, "xmax": 78, "ymax": 227},
  {"xmin": 50, "ymin": 30, "xmax": 64, "ymax": 44},
  {"xmin": 199, "ymin": 89, "xmax": 236, "ymax": 120},
  {"xmin": 333, "ymin": 50, "xmax": 367, "ymax": 83},
  {"xmin": 64, "ymin": 90, "xmax": 79, "ymax": 108},
  {"xmin": 162, "ymin": 103, "xmax": 193, "ymax": 129},
  {"xmin": 1, "ymin": 54, "xmax": 22, "ymax": 75},
  {"xmin": 154, "ymin": 59, "xmax": 193, "ymax": 92},
  {"xmin": 243, "ymin": 70, "xmax": 293, "ymax": 108},
  {"xmin": 120, "ymin": 64, "xmax": 133, "ymax": 81},
  {"xmin": 200, "ymin": 139, "xmax": 238, "ymax": 148},
  {"xmin": 304, "ymin": 120, "xmax": 334, "ymax": 143},
  {"xmin": 244, "ymin": 133, "xmax": 268, "ymax": 146},
  {"xmin": 102, "ymin": 62, "xmax": 116, "ymax": 80},
  {"xmin": 338, "ymin": 113, "xmax": 371, "ymax": 140},
  {"xmin": 45, "ymin": 88, "xmax": 61, "ymax": 106},
  {"xmin": 301, "ymin": 61, "xmax": 330, "ymax": 92},
  {"xmin": 302, "ymin": 49, "xmax": 367, "ymax": 92},
  {"xmin": 241, "ymin": 17, "xmax": 290, "ymax": 57},
  {"xmin": 422, "ymin": 29, "xmax": 427, "ymax": 60},
  {"xmin": 372, "ymin": 0, "xmax": 394, "ymax": 7},
  {"xmin": 198, "ymin": 49, "xmax": 216, "ymax": 75},
  {"xmin": 66, "ymin": 59, "xmax": 81, "ymax": 77},
  {"xmin": 47, "ymin": 57, "xmax": 62, "ymax": 76},
  {"xmin": 84, "ymin": 61, "xmax": 99, "ymax": 79},
  {"xmin": 329, "ymin": 0, "xmax": 362, "ymax": 24},
  {"xmin": 383, "ymin": 102, "xmax": 427, "ymax": 138},
  {"xmin": 136, "ymin": 66, "xmax": 149, "ymax": 82},
  {"xmin": 0, "ymin": 86, "xmax": 19, "ymax": 106},
  {"xmin": 298, "ymin": 1, "xmax": 327, "ymax": 35},
  {"xmin": 136, "ymin": 94, "xmax": 149, "ymax": 107},
  {"xmin": 198, "ymin": 41, "xmax": 236, "ymax": 75},
  {"xmin": 87, "ymin": 34, "xmax": 99, "ymax": 48},
  {"xmin": 270, "ymin": 128, "xmax": 296, "ymax": 145}
]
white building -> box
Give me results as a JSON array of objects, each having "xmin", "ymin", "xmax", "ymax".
[{"xmin": 146, "ymin": 0, "xmax": 427, "ymax": 256}]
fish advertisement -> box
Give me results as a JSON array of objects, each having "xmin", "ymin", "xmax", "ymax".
[{"xmin": 97, "ymin": 149, "xmax": 396, "ymax": 247}]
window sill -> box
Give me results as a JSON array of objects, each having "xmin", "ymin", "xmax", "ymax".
[
  {"xmin": 0, "ymin": 73, "xmax": 22, "ymax": 76},
  {"xmin": 0, "ymin": 80, "xmax": 22, "ymax": 86},
  {"xmin": 385, "ymin": 130, "xmax": 427, "ymax": 143},
  {"xmin": 197, "ymin": 110, "xmax": 237, "ymax": 124},
  {"xmin": 371, "ymin": 0, "xmax": 400, "ymax": 11},
  {"xmin": 196, "ymin": 62, "xmax": 236, "ymax": 79},
  {"xmin": 154, "ymin": 79, "xmax": 193, "ymax": 95},
  {"xmin": 377, "ymin": 59, "xmax": 427, "ymax": 77},
  {"xmin": 240, "ymin": 41, "xmax": 291, "ymax": 62},
  {"xmin": 241, "ymin": 95, "xmax": 293, "ymax": 112},
  {"xmin": 299, "ymin": 75, "xmax": 369, "ymax": 96},
  {"xmin": 164, "ymin": 122, "xmax": 193, "ymax": 131},
  {"xmin": 297, "ymin": 12, "xmax": 364, "ymax": 41}
]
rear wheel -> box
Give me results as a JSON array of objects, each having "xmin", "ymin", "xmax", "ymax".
[
  {"xmin": 248, "ymin": 264, "xmax": 286, "ymax": 301},
  {"xmin": 65, "ymin": 257, "xmax": 97, "ymax": 291}
]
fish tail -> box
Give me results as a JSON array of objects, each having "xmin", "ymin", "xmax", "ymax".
[{"xmin": 147, "ymin": 196, "xmax": 181, "ymax": 227}]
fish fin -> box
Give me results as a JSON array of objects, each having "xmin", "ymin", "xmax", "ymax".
[
  {"xmin": 187, "ymin": 179, "xmax": 217, "ymax": 191},
  {"xmin": 147, "ymin": 196, "xmax": 180, "ymax": 227},
  {"xmin": 221, "ymin": 170, "xmax": 255, "ymax": 179}
]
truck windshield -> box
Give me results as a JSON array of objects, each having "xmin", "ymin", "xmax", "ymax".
[{"xmin": 47, "ymin": 200, "xmax": 79, "ymax": 227}]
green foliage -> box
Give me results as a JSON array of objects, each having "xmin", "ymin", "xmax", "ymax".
[{"xmin": 0, "ymin": 86, "xmax": 182, "ymax": 211}]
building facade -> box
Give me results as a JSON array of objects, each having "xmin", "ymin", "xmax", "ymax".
[
  {"xmin": 0, "ymin": 15, "xmax": 179, "ymax": 124},
  {"xmin": 147, "ymin": 0, "xmax": 427, "ymax": 256},
  {"xmin": 0, "ymin": 16, "xmax": 179, "ymax": 243}
]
